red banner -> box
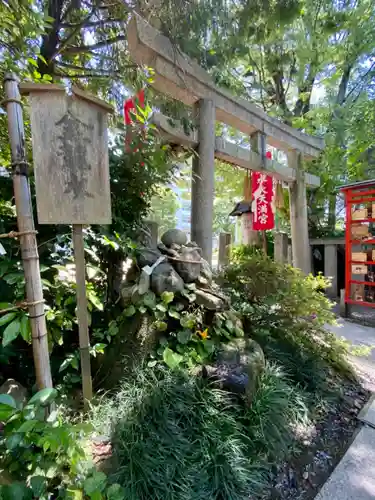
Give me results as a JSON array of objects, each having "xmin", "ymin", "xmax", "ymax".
[{"xmin": 251, "ymin": 171, "xmax": 275, "ymax": 230}]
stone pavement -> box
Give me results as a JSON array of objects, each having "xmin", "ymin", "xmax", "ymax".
[
  {"xmin": 315, "ymin": 425, "xmax": 375, "ymax": 499},
  {"xmin": 329, "ymin": 318, "xmax": 375, "ymax": 391},
  {"xmin": 315, "ymin": 319, "xmax": 375, "ymax": 499}
]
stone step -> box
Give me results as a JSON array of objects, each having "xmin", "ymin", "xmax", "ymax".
[{"xmin": 315, "ymin": 425, "xmax": 375, "ymax": 499}]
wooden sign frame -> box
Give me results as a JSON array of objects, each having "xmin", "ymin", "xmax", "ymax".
[{"xmin": 21, "ymin": 84, "xmax": 112, "ymax": 225}]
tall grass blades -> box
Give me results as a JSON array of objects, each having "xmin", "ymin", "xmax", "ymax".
[
  {"xmin": 91, "ymin": 366, "xmax": 267, "ymax": 500},
  {"xmin": 245, "ymin": 363, "xmax": 309, "ymax": 461}
]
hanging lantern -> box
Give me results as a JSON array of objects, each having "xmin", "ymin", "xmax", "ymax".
[{"xmin": 228, "ymin": 172, "xmax": 252, "ymax": 217}]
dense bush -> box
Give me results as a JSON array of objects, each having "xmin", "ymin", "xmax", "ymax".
[
  {"xmin": 0, "ymin": 389, "xmax": 124, "ymax": 499},
  {"xmin": 122, "ymin": 287, "xmax": 245, "ymax": 370},
  {"xmin": 90, "ymin": 363, "xmax": 312, "ymax": 500},
  {"xmin": 245, "ymin": 363, "xmax": 309, "ymax": 460},
  {"xmin": 221, "ymin": 251, "xmax": 355, "ymax": 392}
]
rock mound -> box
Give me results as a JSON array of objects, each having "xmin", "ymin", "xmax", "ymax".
[{"xmin": 122, "ymin": 229, "xmax": 230, "ymax": 311}]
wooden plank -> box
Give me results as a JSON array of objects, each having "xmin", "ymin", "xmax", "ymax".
[
  {"xmin": 72, "ymin": 86, "xmax": 114, "ymax": 113},
  {"xmin": 128, "ymin": 14, "xmax": 324, "ymax": 158},
  {"xmin": 27, "ymin": 91, "xmax": 111, "ymax": 224},
  {"xmin": 72, "ymin": 224, "xmax": 93, "ymax": 408},
  {"xmin": 19, "ymin": 83, "xmax": 65, "ymax": 94}
]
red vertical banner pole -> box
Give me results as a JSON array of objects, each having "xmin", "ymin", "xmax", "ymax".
[{"xmin": 345, "ymin": 189, "xmax": 351, "ymax": 303}]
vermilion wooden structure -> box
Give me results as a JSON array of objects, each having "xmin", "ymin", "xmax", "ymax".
[{"xmin": 341, "ymin": 179, "xmax": 375, "ymax": 310}]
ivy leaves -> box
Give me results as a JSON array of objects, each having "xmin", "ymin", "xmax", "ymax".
[
  {"xmin": 0, "ymin": 308, "xmax": 31, "ymax": 347},
  {"xmin": 163, "ymin": 347, "xmax": 183, "ymax": 369},
  {"xmin": 0, "ymin": 388, "xmax": 125, "ymax": 499},
  {"xmin": 125, "ymin": 282, "xmax": 244, "ymax": 369},
  {"xmin": 2, "ymin": 317, "xmax": 21, "ymax": 347}
]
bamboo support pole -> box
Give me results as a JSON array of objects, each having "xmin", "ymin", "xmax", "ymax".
[
  {"xmin": 3, "ymin": 73, "xmax": 53, "ymax": 390},
  {"xmin": 72, "ymin": 225, "xmax": 93, "ymax": 408}
]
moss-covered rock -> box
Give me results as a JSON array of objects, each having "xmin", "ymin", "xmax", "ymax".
[{"xmin": 204, "ymin": 337, "xmax": 265, "ymax": 405}]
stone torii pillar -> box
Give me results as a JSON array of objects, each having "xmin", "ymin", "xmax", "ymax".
[
  {"xmin": 288, "ymin": 151, "xmax": 311, "ymax": 274},
  {"xmin": 191, "ymin": 99, "xmax": 215, "ymax": 264}
]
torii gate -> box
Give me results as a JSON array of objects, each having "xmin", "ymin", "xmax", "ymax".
[{"xmin": 127, "ymin": 14, "xmax": 324, "ymax": 273}]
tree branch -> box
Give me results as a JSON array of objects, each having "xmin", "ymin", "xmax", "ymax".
[
  {"xmin": 81, "ymin": 0, "xmax": 122, "ymax": 10},
  {"xmin": 60, "ymin": 18, "xmax": 123, "ymax": 28},
  {"xmin": 60, "ymin": 0, "xmax": 75, "ymax": 22},
  {"xmin": 55, "ymin": 71, "xmax": 123, "ymax": 79},
  {"xmin": 54, "ymin": 7, "xmax": 96, "ymax": 58},
  {"xmin": 63, "ymin": 35, "xmax": 126, "ymax": 54},
  {"xmin": 284, "ymin": 52, "xmax": 296, "ymax": 101},
  {"xmin": 345, "ymin": 61, "xmax": 375, "ymax": 103},
  {"xmin": 56, "ymin": 61, "xmax": 136, "ymax": 73}
]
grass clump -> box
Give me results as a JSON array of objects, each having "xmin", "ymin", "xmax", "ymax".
[
  {"xmin": 245, "ymin": 363, "xmax": 309, "ymax": 460},
  {"xmin": 92, "ymin": 365, "xmax": 268, "ymax": 500},
  {"xmin": 91, "ymin": 362, "xmax": 311, "ymax": 499}
]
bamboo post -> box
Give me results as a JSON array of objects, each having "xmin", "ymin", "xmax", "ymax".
[
  {"xmin": 3, "ymin": 73, "xmax": 53, "ymax": 390},
  {"xmin": 72, "ymin": 225, "xmax": 92, "ymax": 408}
]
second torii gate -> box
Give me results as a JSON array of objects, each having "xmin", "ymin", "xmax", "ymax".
[{"xmin": 127, "ymin": 14, "xmax": 324, "ymax": 273}]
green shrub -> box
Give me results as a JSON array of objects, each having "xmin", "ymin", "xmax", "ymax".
[
  {"xmin": 90, "ymin": 363, "xmax": 313, "ymax": 499},
  {"xmin": 0, "ymin": 389, "xmax": 124, "ymax": 499},
  {"xmin": 230, "ymin": 244, "xmax": 264, "ymax": 263},
  {"xmin": 91, "ymin": 366, "xmax": 267, "ymax": 500},
  {"xmin": 223, "ymin": 252, "xmax": 334, "ymax": 321},
  {"xmin": 124, "ymin": 288, "xmax": 245, "ymax": 370},
  {"xmin": 221, "ymin": 253, "xmax": 355, "ymax": 392}
]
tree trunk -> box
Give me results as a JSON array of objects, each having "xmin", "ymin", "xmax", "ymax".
[
  {"xmin": 293, "ymin": 74, "xmax": 316, "ymax": 117},
  {"xmin": 327, "ymin": 194, "xmax": 337, "ymax": 232},
  {"xmin": 38, "ymin": 0, "xmax": 65, "ymax": 77},
  {"xmin": 336, "ymin": 64, "xmax": 352, "ymax": 106},
  {"xmin": 106, "ymin": 250, "xmax": 125, "ymax": 305}
]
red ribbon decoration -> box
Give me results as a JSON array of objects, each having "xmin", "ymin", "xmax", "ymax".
[
  {"xmin": 251, "ymin": 171, "xmax": 275, "ymax": 230},
  {"xmin": 124, "ymin": 89, "xmax": 145, "ymax": 125},
  {"xmin": 124, "ymin": 89, "xmax": 145, "ymax": 152}
]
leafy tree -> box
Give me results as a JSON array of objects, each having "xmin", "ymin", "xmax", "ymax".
[
  {"xmin": 194, "ymin": 0, "xmax": 375, "ymax": 234},
  {"xmin": 213, "ymin": 162, "xmax": 244, "ymax": 238},
  {"xmin": 149, "ymin": 186, "xmax": 180, "ymax": 236}
]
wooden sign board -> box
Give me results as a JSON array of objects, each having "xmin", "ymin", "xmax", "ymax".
[
  {"xmin": 353, "ymin": 284, "xmax": 364, "ymax": 301},
  {"xmin": 24, "ymin": 85, "xmax": 112, "ymax": 225}
]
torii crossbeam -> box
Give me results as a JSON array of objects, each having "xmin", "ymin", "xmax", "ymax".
[{"xmin": 152, "ymin": 113, "xmax": 320, "ymax": 187}]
